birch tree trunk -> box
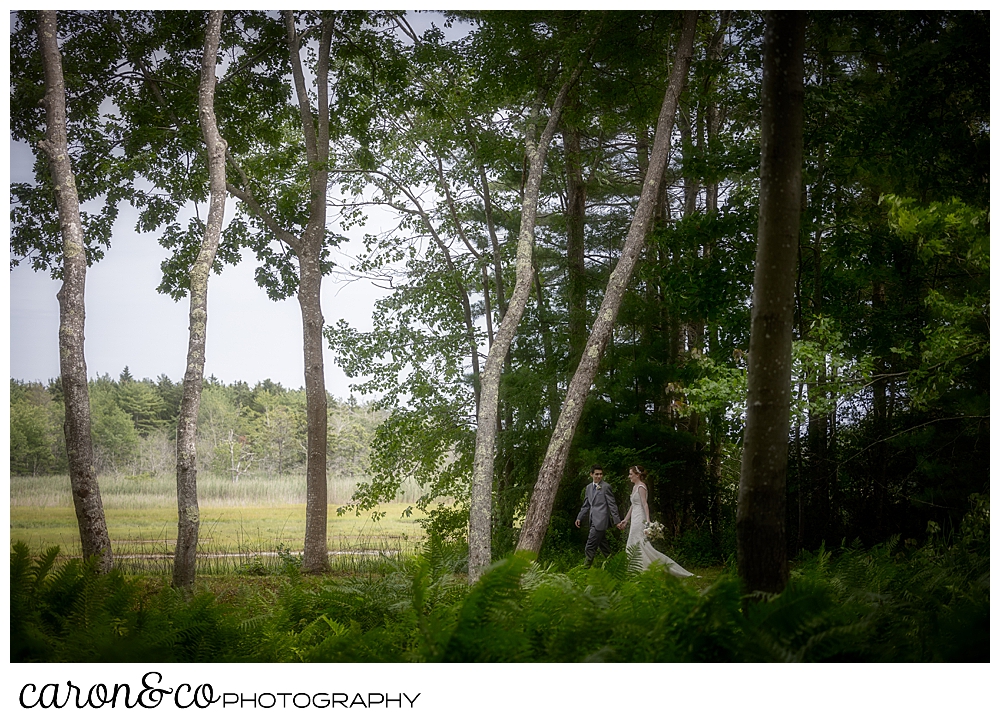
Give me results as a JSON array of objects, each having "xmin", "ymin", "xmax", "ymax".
[
  {"xmin": 736, "ymin": 11, "xmax": 806, "ymax": 597},
  {"xmin": 173, "ymin": 9, "xmax": 226, "ymax": 589},
  {"xmin": 468, "ymin": 61, "xmax": 588, "ymax": 583},
  {"xmin": 36, "ymin": 10, "xmax": 113, "ymax": 573},
  {"xmin": 517, "ymin": 10, "xmax": 699, "ymax": 555}
]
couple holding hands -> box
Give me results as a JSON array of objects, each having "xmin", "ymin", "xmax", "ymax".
[{"xmin": 575, "ymin": 464, "xmax": 693, "ymax": 577}]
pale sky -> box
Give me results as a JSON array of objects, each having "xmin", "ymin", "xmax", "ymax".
[{"xmin": 8, "ymin": 135, "xmax": 393, "ymax": 399}]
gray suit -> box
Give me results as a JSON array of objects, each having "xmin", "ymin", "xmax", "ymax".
[{"xmin": 577, "ymin": 482, "xmax": 621, "ymax": 565}]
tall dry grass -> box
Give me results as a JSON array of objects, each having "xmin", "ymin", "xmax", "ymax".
[
  {"xmin": 10, "ymin": 473, "xmax": 425, "ymax": 509},
  {"xmin": 11, "ymin": 474, "xmax": 435, "ymax": 574}
]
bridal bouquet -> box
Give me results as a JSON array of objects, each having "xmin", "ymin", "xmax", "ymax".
[{"xmin": 643, "ymin": 521, "xmax": 665, "ymax": 540}]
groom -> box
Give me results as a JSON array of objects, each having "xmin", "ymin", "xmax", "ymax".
[{"xmin": 575, "ymin": 465, "xmax": 621, "ymax": 568}]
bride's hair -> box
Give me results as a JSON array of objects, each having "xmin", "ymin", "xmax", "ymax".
[{"xmin": 629, "ymin": 465, "xmax": 647, "ymax": 481}]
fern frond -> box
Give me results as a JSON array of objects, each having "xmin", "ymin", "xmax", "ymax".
[
  {"xmin": 440, "ymin": 552, "xmax": 532, "ymax": 662},
  {"xmin": 31, "ymin": 546, "xmax": 62, "ymax": 589}
]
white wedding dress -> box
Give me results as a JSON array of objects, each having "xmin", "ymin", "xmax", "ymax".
[{"xmin": 626, "ymin": 484, "xmax": 693, "ymax": 577}]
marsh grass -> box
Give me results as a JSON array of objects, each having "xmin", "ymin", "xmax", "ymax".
[
  {"xmin": 11, "ymin": 503, "xmax": 425, "ymax": 569},
  {"xmin": 104, "ymin": 531, "xmax": 409, "ymax": 577},
  {"xmin": 10, "ymin": 473, "xmax": 425, "ymax": 508},
  {"xmin": 11, "ymin": 473, "xmax": 431, "ymax": 575}
]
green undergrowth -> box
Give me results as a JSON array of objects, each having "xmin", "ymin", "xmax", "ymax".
[{"xmin": 10, "ymin": 497, "xmax": 988, "ymax": 662}]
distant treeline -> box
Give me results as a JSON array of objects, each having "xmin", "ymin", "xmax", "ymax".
[{"xmin": 10, "ymin": 370, "xmax": 386, "ymax": 479}]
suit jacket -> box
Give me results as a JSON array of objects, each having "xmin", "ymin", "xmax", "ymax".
[{"xmin": 577, "ymin": 482, "xmax": 621, "ymax": 531}]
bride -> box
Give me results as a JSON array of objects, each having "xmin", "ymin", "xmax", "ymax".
[{"xmin": 617, "ymin": 465, "xmax": 694, "ymax": 577}]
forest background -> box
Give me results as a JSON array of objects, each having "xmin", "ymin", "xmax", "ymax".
[{"xmin": 8, "ymin": 8, "xmax": 990, "ymax": 671}]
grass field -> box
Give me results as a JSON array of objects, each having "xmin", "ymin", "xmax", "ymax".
[
  {"xmin": 9, "ymin": 473, "xmax": 425, "ymax": 508},
  {"xmin": 10, "ymin": 473, "xmax": 434, "ymax": 574}
]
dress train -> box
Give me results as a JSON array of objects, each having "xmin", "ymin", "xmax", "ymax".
[{"xmin": 626, "ymin": 484, "xmax": 693, "ymax": 577}]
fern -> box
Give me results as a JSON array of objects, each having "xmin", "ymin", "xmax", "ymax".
[
  {"xmin": 522, "ymin": 568, "xmax": 612, "ymax": 661},
  {"xmin": 439, "ymin": 552, "xmax": 533, "ymax": 662},
  {"xmin": 742, "ymin": 577, "xmax": 872, "ymax": 662},
  {"xmin": 11, "ymin": 497, "xmax": 987, "ymax": 663}
]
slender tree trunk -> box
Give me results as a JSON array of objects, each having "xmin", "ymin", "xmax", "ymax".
[
  {"xmin": 659, "ymin": 109, "xmax": 681, "ymax": 381},
  {"xmin": 638, "ymin": 120, "xmax": 668, "ymax": 413},
  {"xmin": 423, "ymin": 167, "xmax": 483, "ymax": 414},
  {"xmin": 703, "ymin": 9, "xmax": 729, "ymax": 224},
  {"xmin": 637, "ymin": 124, "xmax": 674, "ymax": 417},
  {"xmin": 680, "ymin": 103, "xmax": 699, "ymax": 217},
  {"xmin": 517, "ymin": 10, "xmax": 698, "ymax": 555},
  {"xmin": 683, "ymin": 91, "xmax": 704, "ymax": 432},
  {"xmin": 564, "ymin": 122, "xmax": 588, "ymax": 367},
  {"xmin": 708, "ymin": 404, "xmax": 724, "ymax": 550},
  {"xmin": 482, "ymin": 264, "xmax": 495, "ymax": 346},
  {"xmin": 795, "ymin": 380, "xmax": 806, "ymax": 550},
  {"xmin": 454, "ymin": 269, "xmax": 482, "ymax": 415},
  {"xmin": 533, "ymin": 262, "xmax": 560, "ymax": 425},
  {"xmin": 806, "ymin": 227, "xmax": 829, "ymax": 547},
  {"xmin": 679, "ymin": 93, "xmax": 704, "ymax": 418},
  {"xmin": 173, "ymin": 10, "xmax": 226, "ymax": 589},
  {"xmin": 468, "ymin": 59, "xmax": 589, "ymax": 582},
  {"xmin": 827, "ymin": 354, "xmax": 839, "ymax": 538},
  {"xmin": 286, "ymin": 11, "xmax": 333, "ymax": 573},
  {"xmin": 703, "ymin": 12, "xmax": 730, "ymax": 555},
  {"xmin": 803, "ymin": 138, "xmax": 830, "ymax": 548},
  {"xmin": 871, "ymin": 280, "xmax": 889, "ymax": 541},
  {"xmin": 362, "ymin": 158, "xmax": 485, "ymax": 414},
  {"xmin": 477, "ymin": 161, "xmax": 508, "ymax": 322},
  {"xmin": 36, "ymin": 10, "xmax": 113, "ymax": 573},
  {"xmin": 298, "ymin": 252, "xmax": 329, "ymax": 571},
  {"xmin": 735, "ymin": 11, "xmax": 806, "ymax": 597},
  {"xmin": 705, "ymin": 11, "xmax": 730, "ymax": 218}
]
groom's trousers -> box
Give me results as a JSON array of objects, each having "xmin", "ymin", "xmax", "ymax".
[{"xmin": 584, "ymin": 525, "xmax": 611, "ymax": 566}]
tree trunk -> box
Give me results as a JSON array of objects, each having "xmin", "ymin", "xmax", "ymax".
[
  {"xmin": 703, "ymin": 12, "xmax": 730, "ymax": 555},
  {"xmin": 704, "ymin": 11, "xmax": 730, "ymax": 218},
  {"xmin": 806, "ymin": 229, "xmax": 829, "ymax": 547},
  {"xmin": 287, "ymin": 11, "xmax": 334, "ymax": 573},
  {"xmin": 680, "ymin": 102, "xmax": 699, "ymax": 217},
  {"xmin": 482, "ymin": 264, "xmax": 495, "ymax": 347},
  {"xmin": 735, "ymin": 11, "xmax": 806, "ymax": 597},
  {"xmin": 564, "ymin": 122, "xmax": 588, "ymax": 367},
  {"xmin": 173, "ymin": 10, "xmax": 226, "ymax": 590},
  {"xmin": 299, "ymin": 252, "xmax": 330, "ymax": 572},
  {"xmin": 421, "ymin": 168, "xmax": 483, "ymax": 415},
  {"xmin": 468, "ymin": 59, "xmax": 588, "ymax": 582},
  {"xmin": 708, "ymin": 405, "xmax": 725, "ymax": 551},
  {"xmin": 517, "ymin": 10, "xmax": 698, "ymax": 556},
  {"xmin": 36, "ymin": 10, "xmax": 113, "ymax": 573},
  {"xmin": 477, "ymin": 160, "xmax": 508, "ymax": 322},
  {"xmin": 802, "ymin": 136, "xmax": 830, "ymax": 549},
  {"xmin": 682, "ymin": 95, "xmax": 704, "ymax": 438},
  {"xmin": 795, "ymin": 379, "xmax": 806, "ymax": 550},
  {"xmin": 533, "ymin": 261, "xmax": 560, "ymax": 425},
  {"xmin": 871, "ymin": 280, "xmax": 889, "ymax": 541},
  {"xmin": 452, "ymin": 264, "xmax": 482, "ymax": 415},
  {"xmin": 637, "ymin": 124, "xmax": 672, "ymax": 417}
]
